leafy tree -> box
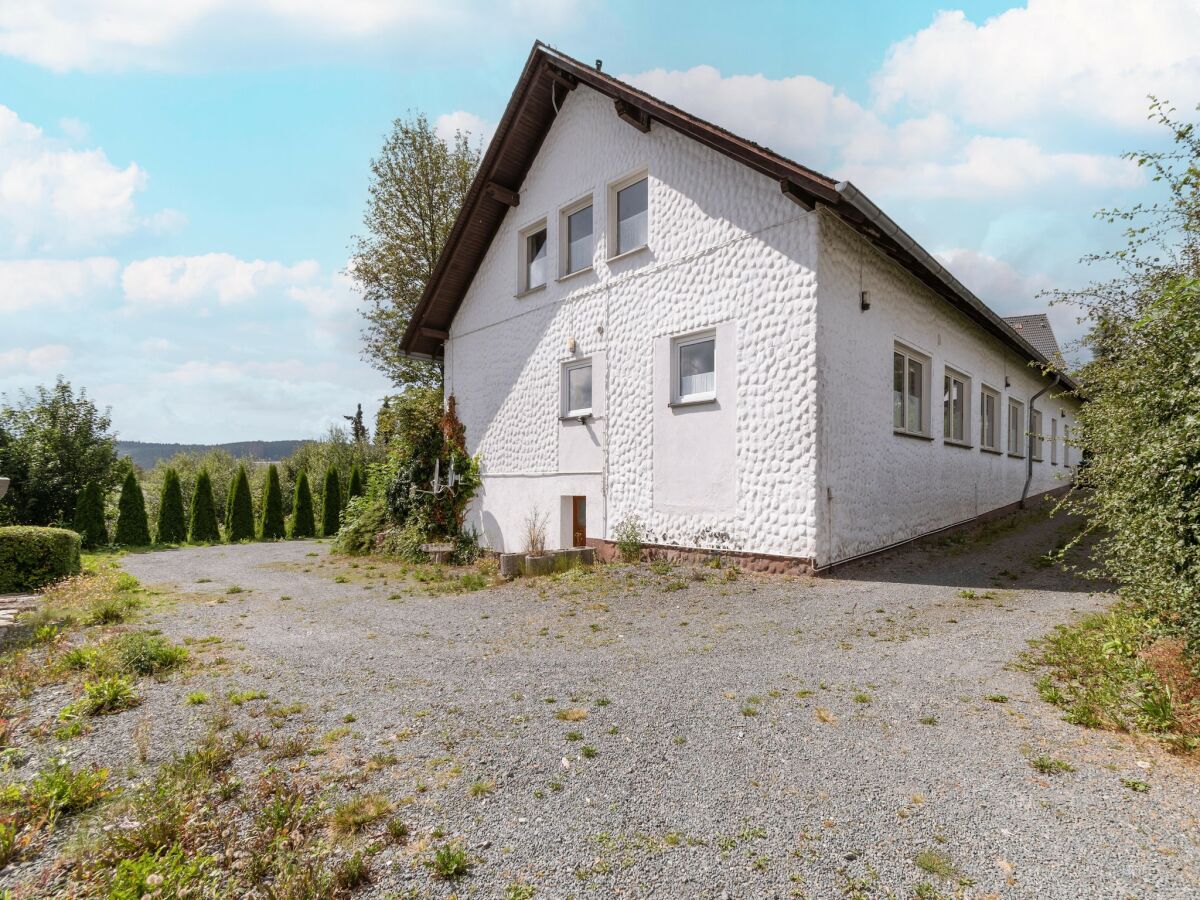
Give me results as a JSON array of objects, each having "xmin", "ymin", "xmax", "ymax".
[
  {"xmin": 1050, "ymin": 99, "xmax": 1200, "ymax": 654},
  {"xmin": 281, "ymin": 425, "xmax": 376, "ymax": 516},
  {"xmin": 321, "ymin": 465, "xmax": 342, "ymax": 537},
  {"xmin": 260, "ymin": 464, "xmax": 285, "ymax": 540},
  {"xmin": 114, "ymin": 470, "xmax": 151, "ymax": 546},
  {"xmin": 350, "ymin": 113, "xmax": 480, "ymax": 390},
  {"xmin": 290, "ymin": 471, "xmax": 315, "ymax": 539},
  {"xmin": 156, "ymin": 468, "xmax": 187, "ymax": 544},
  {"xmin": 348, "ymin": 463, "xmax": 365, "ymax": 501},
  {"xmin": 189, "ymin": 471, "xmax": 221, "ymax": 543},
  {"xmin": 226, "ymin": 466, "xmax": 255, "ymax": 542},
  {"xmin": 344, "ymin": 403, "xmax": 370, "ymax": 444},
  {"xmin": 73, "ymin": 481, "xmax": 108, "ymax": 549},
  {"xmin": 0, "ymin": 378, "xmax": 119, "ymax": 526}
]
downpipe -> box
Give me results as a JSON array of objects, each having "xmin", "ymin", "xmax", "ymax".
[{"xmin": 1021, "ymin": 373, "xmax": 1060, "ymax": 508}]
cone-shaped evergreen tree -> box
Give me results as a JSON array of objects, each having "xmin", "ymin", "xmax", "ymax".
[
  {"xmin": 73, "ymin": 480, "xmax": 108, "ymax": 549},
  {"xmin": 189, "ymin": 470, "xmax": 221, "ymax": 543},
  {"xmin": 226, "ymin": 465, "xmax": 255, "ymax": 542},
  {"xmin": 260, "ymin": 464, "xmax": 285, "ymax": 540},
  {"xmin": 156, "ymin": 468, "xmax": 187, "ymax": 544},
  {"xmin": 321, "ymin": 465, "xmax": 342, "ymax": 537},
  {"xmin": 347, "ymin": 463, "xmax": 364, "ymax": 501},
  {"xmin": 290, "ymin": 471, "xmax": 315, "ymax": 539},
  {"xmin": 114, "ymin": 471, "xmax": 151, "ymax": 546}
]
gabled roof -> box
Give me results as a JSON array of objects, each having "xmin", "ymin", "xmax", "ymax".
[
  {"xmin": 1003, "ymin": 314, "xmax": 1062, "ymax": 362},
  {"xmin": 401, "ymin": 41, "xmax": 1074, "ymax": 392}
]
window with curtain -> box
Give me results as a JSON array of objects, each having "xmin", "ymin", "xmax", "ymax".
[
  {"xmin": 677, "ymin": 335, "xmax": 715, "ymax": 402},
  {"xmin": 943, "ymin": 371, "xmax": 967, "ymax": 443},
  {"xmin": 893, "ymin": 347, "xmax": 927, "ymax": 435},
  {"xmin": 981, "ymin": 388, "xmax": 999, "ymax": 450}
]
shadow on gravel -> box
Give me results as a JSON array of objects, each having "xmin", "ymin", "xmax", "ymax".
[{"xmin": 823, "ymin": 506, "xmax": 1111, "ymax": 594}]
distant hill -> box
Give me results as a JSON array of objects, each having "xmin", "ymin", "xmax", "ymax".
[{"xmin": 117, "ymin": 440, "xmax": 307, "ymax": 469}]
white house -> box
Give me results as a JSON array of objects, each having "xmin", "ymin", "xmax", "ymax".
[{"xmin": 401, "ymin": 43, "xmax": 1081, "ymax": 571}]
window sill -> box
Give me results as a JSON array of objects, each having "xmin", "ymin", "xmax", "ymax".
[
  {"xmin": 606, "ymin": 244, "xmax": 648, "ymax": 264},
  {"xmin": 894, "ymin": 429, "xmax": 933, "ymax": 442},
  {"xmin": 515, "ymin": 283, "xmax": 546, "ymax": 300},
  {"xmin": 669, "ymin": 396, "xmax": 717, "ymax": 409},
  {"xmin": 557, "ymin": 266, "xmax": 594, "ymax": 284},
  {"xmin": 559, "ymin": 413, "xmax": 594, "ymax": 422},
  {"xmin": 980, "ymin": 447, "xmax": 1003, "ymax": 456},
  {"xmin": 943, "ymin": 439, "xmax": 973, "ymax": 450},
  {"xmin": 1007, "ymin": 452, "xmax": 1025, "ymax": 460}
]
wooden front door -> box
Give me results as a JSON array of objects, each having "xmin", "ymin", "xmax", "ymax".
[{"xmin": 571, "ymin": 496, "xmax": 586, "ymax": 548}]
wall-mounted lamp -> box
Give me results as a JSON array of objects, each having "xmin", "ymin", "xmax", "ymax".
[
  {"xmin": 859, "ymin": 290, "xmax": 871, "ymax": 312},
  {"xmin": 1004, "ymin": 375, "xmax": 1011, "ymax": 388},
  {"xmin": 567, "ymin": 337, "xmax": 577, "ymax": 354}
]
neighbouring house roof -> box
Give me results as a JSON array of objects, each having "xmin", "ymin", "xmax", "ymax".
[
  {"xmin": 1003, "ymin": 314, "xmax": 1062, "ymax": 362},
  {"xmin": 400, "ymin": 41, "xmax": 1075, "ymax": 392}
]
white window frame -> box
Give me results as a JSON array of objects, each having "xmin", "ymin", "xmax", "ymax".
[
  {"xmin": 1007, "ymin": 398, "xmax": 1025, "ymax": 457},
  {"xmin": 608, "ymin": 169, "xmax": 649, "ymax": 259},
  {"xmin": 980, "ymin": 385, "xmax": 1000, "ymax": 452},
  {"xmin": 942, "ymin": 367, "xmax": 971, "ymax": 446},
  {"xmin": 1031, "ymin": 408, "xmax": 1044, "ymax": 461},
  {"xmin": 561, "ymin": 358, "xmax": 593, "ymax": 418},
  {"xmin": 1063, "ymin": 424, "xmax": 1071, "ymax": 466},
  {"xmin": 893, "ymin": 343, "xmax": 931, "ymax": 437},
  {"xmin": 1050, "ymin": 417, "xmax": 1058, "ymax": 465},
  {"xmin": 671, "ymin": 329, "xmax": 717, "ymax": 405},
  {"xmin": 518, "ymin": 219, "xmax": 548, "ymax": 294},
  {"xmin": 559, "ymin": 195, "xmax": 594, "ymax": 278}
]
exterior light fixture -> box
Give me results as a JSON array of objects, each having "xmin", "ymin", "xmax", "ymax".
[
  {"xmin": 567, "ymin": 337, "xmax": 577, "ymax": 354},
  {"xmin": 1004, "ymin": 376, "xmax": 1011, "ymax": 388},
  {"xmin": 860, "ymin": 290, "xmax": 871, "ymax": 311}
]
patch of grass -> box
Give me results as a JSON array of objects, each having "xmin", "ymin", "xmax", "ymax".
[
  {"xmin": 186, "ymin": 691, "xmax": 209, "ymax": 705},
  {"xmin": 330, "ymin": 793, "xmax": 391, "ymax": 836},
  {"xmin": 852, "ymin": 692, "xmax": 872, "ymax": 704},
  {"xmin": 12, "ymin": 760, "xmax": 111, "ymax": 826},
  {"xmin": 386, "ymin": 818, "xmax": 410, "ymax": 843},
  {"xmin": 429, "ymin": 842, "xmax": 472, "ymax": 879},
  {"xmin": 985, "ymin": 694, "xmax": 1010, "ymax": 703},
  {"xmin": 1028, "ymin": 755, "xmax": 1075, "ymax": 775},
  {"xmin": 468, "ymin": 778, "xmax": 495, "ymax": 798},
  {"xmin": 555, "ymin": 707, "xmax": 588, "ymax": 722},
  {"xmin": 505, "ymin": 882, "xmax": 536, "ymax": 900},
  {"xmin": 80, "ymin": 675, "xmax": 139, "ymax": 715},
  {"xmin": 334, "ymin": 851, "xmax": 370, "ymax": 890},
  {"xmin": 918, "ymin": 715, "xmax": 939, "ymax": 726},
  {"xmin": 914, "ymin": 849, "xmax": 958, "ymax": 879},
  {"xmin": 580, "ymin": 745, "xmax": 597, "ymax": 759},
  {"xmin": 1024, "ymin": 605, "xmax": 1198, "ymax": 748},
  {"xmin": 814, "ymin": 707, "xmax": 836, "ymax": 724},
  {"xmin": 1120, "ymin": 777, "xmax": 1150, "ymax": 793},
  {"xmin": 114, "ymin": 632, "xmax": 188, "ymax": 675},
  {"xmin": 227, "ymin": 689, "xmax": 267, "ymax": 706},
  {"xmin": 565, "ymin": 730, "xmax": 583, "ymax": 742}
]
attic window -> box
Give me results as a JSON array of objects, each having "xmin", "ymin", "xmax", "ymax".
[
  {"xmin": 523, "ymin": 224, "xmax": 547, "ymax": 292},
  {"xmin": 611, "ymin": 173, "xmax": 648, "ymax": 256},
  {"xmin": 562, "ymin": 199, "xmax": 594, "ymax": 276}
]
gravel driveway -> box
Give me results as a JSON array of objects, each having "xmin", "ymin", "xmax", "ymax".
[{"xmin": 106, "ymin": 512, "xmax": 1198, "ymax": 899}]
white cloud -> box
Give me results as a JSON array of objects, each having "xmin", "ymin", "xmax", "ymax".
[
  {"xmin": 0, "ymin": 0, "xmax": 585, "ymax": 71},
  {"xmin": 0, "ymin": 105, "xmax": 156, "ymax": 253},
  {"xmin": 434, "ymin": 111, "xmax": 494, "ymax": 148},
  {"xmin": 122, "ymin": 253, "xmax": 321, "ymax": 308},
  {"xmin": 0, "ymin": 343, "xmax": 72, "ymax": 372},
  {"xmin": 0, "ymin": 256, "xmax": 119, "ymax": 312},
  {"xmin": 873, "ymin": 1, "xmax": 1200, "ymax": 129}
]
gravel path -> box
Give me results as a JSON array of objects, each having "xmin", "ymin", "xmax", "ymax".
[{"xmin": 91, "ymin": 514, "xmax": 1200, "ymax": 898}]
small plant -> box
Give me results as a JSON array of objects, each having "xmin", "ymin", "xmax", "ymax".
[
  {"xmin": 918, "ymin": 715, "xmax": 939, "ymax": 726},
  {"xmin": 580, "ymin": 745, "xmax": 597, "ymax": 759},
  {"xmin": 23, "ymin": 759, "xmax": 110, "ymax": 824},
  {"xmin": 565, "ymin": 730, "xmax": 583, "ymax": 741},
  {"xmin": 523, "ymin": 505, "xmax": 548, "ymax": 556},
  {"xmin": 115, "ymin": 632, "xmax": 188, "ymax": 675},
  {"xmin": 852, "ymin": 692, "xmax": 872, "ymax": 704},
  {"xmin": 227, "ymin": 689, "xmax": 267, "ymax": 705},
  {"xmin": 225, "ymin": 585, "xmax": 245, "ymax": 595},
  {"xmin": 334, "ymin": 851, "xmax": 370, "ymax": 890},
  {"xmin": 1029, "ymin": 755, "xmax": 1075, "ymax": 775},
  {"xmin": 1121, "ymin": 777, "xmax": 1150, "ymax": 793},
  {"xmin": 386, "ymin": 818, "xmax": 410, "ymax": 843},
  {"xmin": 81, "ymin": 675, "xmax": 138, "ymax": 714},
  {"xmin": 914, "ymin": 849, "xmax": 957, "ymax": 879},
  {"xmin": 505, "ymin": 882, "xmax": 536, "ymax": 900},
  {"xmin": 985, "ymin": 694, "xmax": 1010, "ymax": 703},
  {"xmin": 0, "ymin": 821, "xmax": 16, "ymax": 869},
  {"xmin": 556, "ymin": 707, "xmax": 588, "ymax": 722},
  {"xmin": 430, "ymin": 841, "xmax": 472, "ymax": 879},
  {"xmin": 613, "ymin": 514, "xmax": 644, "ymax": 563},
  {"xmin": 330, "ymin": 793, "xmax": 392, "ymax": 836},
  {"xmin": 187, "ymin": 691, "xmax": 209, "ymax": 705},
  {"xmin": 468, "ymin": 778, "xmax": 495, "ymax": 798}
]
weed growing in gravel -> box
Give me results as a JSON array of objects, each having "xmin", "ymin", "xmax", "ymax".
[
  {"xmin": 814, "ymin": 707, "xmax": 836, "ymax": 724},
  {"xmin": 386, "ymin": 818, "xmax": 410, "ymax": 843},
  {"xmin": 918, "ymin": 715, "xmax": 939, "ymax": 726},
  {"xmin": 853, "ymin": 692, "xmax": 872, "ymax": 704},
  {"xmin": 227, "ymin": 689, "xmax": 267, "ymax": 705},
  {"xmin": 1121, "ymin": 777, "xmax": 1150, "ymax": 792},
  {"xmin": 330, "ymin": 793, "xmax": 391, "ymax": 836},
  {"xmin": 914, "ymin": 849, "xmax": 959, "ymax": 879},
  {"xmin": 186, "ymin": 691, "xmax": 209, "ymax": 705},
  {"xmin": 581, "ymin": 745, "xmax": 597, "ymax": 759},
  {"xmin": 505, "ymin": 882, "xmax": 536, "ymax": 900},
  {"xmin": 429, "ymin": 842, "xmax": 472, "ymax": 879},
  {"xmin": 1029, "ymin": 755, "xmax": 1075, "ymax": 775},
  {"xmin": 565, "ymin": 730, "xmax": 583, "ymax": 741},
  {"xmin": 556, "ymin": 706, "xmax": 588, "ymax": 722},
  {"xmin": 468, "ymin": 778, "xmax": 495, "ymax": 797},
  {"xmin": 225, "ymin": 586, "xmax": 246, "ymax": 594},
  {"xmin": 985, "ymin": 694, "xmax": 1010, "ymax": 703},
  {"xmin": 334, "ymin": 851, "xmax": 370, "ymax": 889},
  {"xmin": 114, "ymin": 632, "xmax": 188, "ymax": 675},
  {"xmin": 80, "ymin": 675, "xmax": 139, "ymax": 714}
]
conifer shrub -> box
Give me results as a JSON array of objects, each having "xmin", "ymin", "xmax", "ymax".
[
  {"xmin": 321, "ymin": 465, "xmax": 342, "ymax": 538},
  {"xmin": 0, "ymin": 526, "xmax": 81, "ymax": 591},
  {"xmin": 73, "ymin": 481, "xmax": 108, "ymax": 549},
  {"xmin": 290, "ymin": 471, "xmax": 315, "ymax": 539},
  {"xmin": 189, "ymin": 471, "xmax": 221, "ymax": 543},
  {"xmin": 225, "ymin": 466, "xmax": 255, "ymax": 542},
  {"xmin": 348, "ymin": 463, "xmax": 364, "ymax": 501},
  {"xmin": 260, "ymin": 464, "xmax": 285, "ymax": 540},
  {"xmin": 114, "ymin": 471, "xmax": 151, "ymax": 546},
  {"xmin": 156, "ymin": 468, "xmax": 187, "ymax": 544}
]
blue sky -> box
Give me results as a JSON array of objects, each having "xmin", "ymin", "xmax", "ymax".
[{"xmin": 1, "ymin": 1, "xmax": 1196, "ymax": 442}]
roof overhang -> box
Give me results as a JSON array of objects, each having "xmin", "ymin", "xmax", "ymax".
[{"xmin": 400, "ymin": 41, "xmax": 1075, "ymax": 394}]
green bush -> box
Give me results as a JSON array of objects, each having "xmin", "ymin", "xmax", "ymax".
[
  {"xmin": 613, "ymin": 515, "xmax": 644, "ymax": 563},
  {"xmin": 109, "ymin": 845, "xmax": 216, "ymax": 900},
  {"xmin": 290, "ymin": 471, "xmax": 315, "ymax": 539},
  {"xmin": 155, "ymin": 468, "xmax": 187, "ymax": 544},
  {"xmin": 73, "ymin": 480, "xmax": 108, "ymax": 549},
  {"xmin": 260, "ymin": 463, "xmax": 285, "ymax": 540},
  {"xmin": 348, "ymin": 463, "xmax": 364, "ymax": 501},
  {"xmin": 0, "ymin": 526, "xmax": 82, "ymax": 591},
  {"xmin": 114, "ymin": 471, "xmax": 151, "ymax": 547},
  {"xmin": 114, "ymin": 632, "xmax": 188, "ymax": 675},
  {"xmin": 321, "ymin": 465, "xmax": 342, "ymax": 538},
  {"xmin": 225, "ymin": 465, "xmax": 255, "ymax": 543},
  {"xmin": 332, "ymin": 494, "xmax": 388, "ymax": 555},
  {"xmin": 188, "ymin": 471, "xmax": 221, "ymax": 543}
]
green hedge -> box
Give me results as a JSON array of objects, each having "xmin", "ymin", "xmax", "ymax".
[{"xmin": 0, "ymin": 526, "xmax": 82, "ymax": 592}]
